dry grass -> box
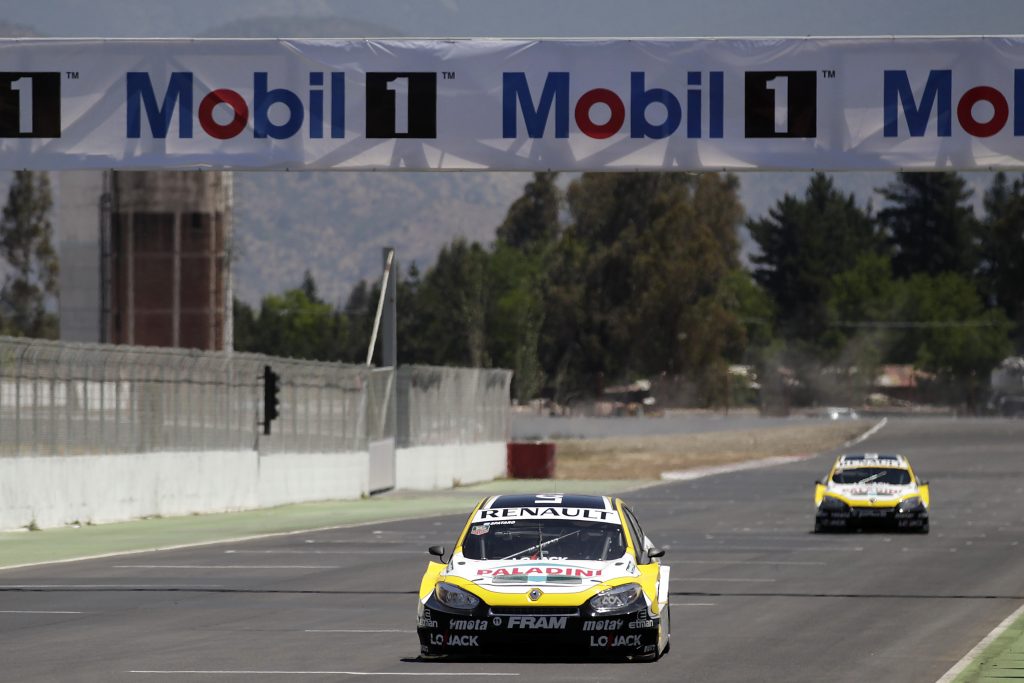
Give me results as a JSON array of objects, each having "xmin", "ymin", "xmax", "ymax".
[{"xmin": 554, "ymin": 421, "xmax": 872, "ymax": 480}]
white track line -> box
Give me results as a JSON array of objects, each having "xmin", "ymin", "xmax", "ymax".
[
  {"xmin": 4, "ymin": 423, "xmax": 887, "ymax": 574},
  {"xmin": 670, "ymin": 603, "xmax": 716, "ymax": 607},
  {"xmin": 661, "ymin": 453, "xmax": 818, "ymax": 481},
  {"xmin": 0, "ymin": 584, "xmax": 223, "ymax": 590},
  {"xmin": 935, "ymin": 602, "xmax": 1024, "ymax": 683},
  {"xmin": 660, "ymin": 417, "xmax": 888, "ymax": 481},
  {"xmin": 305, "ymin": 629, "xmax": 415, "ymax": 633},
  {"xmin": 0, "ymin": 610, "xmax": 83, "ymax": 614},
  {"xmin": 672, "ymin": 560, "xmax": 825, "ymax": 566},
  {"xmin": 671, "ymin": 581, "xmax": 774, "ymax": 585},
  {"xmin": 0, "ymin": 511, "xmax": 461, "ymax": 573},
  {"xmin": 130, "ymin": 671, "xmax": 518, "ymax": 677},
  {"xmin": 225, "ymin": 550, "xmax": 420, "ymax": 555},
  {"xmin": 844, "ymin": 417, "xmax": 888, "ymax": 447},
  {"xmin": 114, "ymin": 565, "xmax": 338, "ymax": 570}
]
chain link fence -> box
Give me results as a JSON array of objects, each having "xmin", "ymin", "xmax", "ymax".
[
  {"xmin": 0, "ymin": 337, "xmax": 509, "ymax": 457},
  {"xmin": 397, "ymin": 365, "xmax": 512, "ymax": 447}
]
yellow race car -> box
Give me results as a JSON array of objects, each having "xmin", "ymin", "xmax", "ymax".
[
  {"xmin": 814, "ymin": 453, "xmax": 930, "ymax": 533},
  {"xmin": 416, "ymin": 493, "xmax": 671, "ymax": 660}
]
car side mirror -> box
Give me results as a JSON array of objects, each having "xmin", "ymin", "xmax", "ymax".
[
  {"xmin": 919, "ymin": 480, "xmax": 929, "ymax": 486},
  {"xmin": 427, "ymin": 545, "xmax": 445, "ymax": 560},
  {"xmin": 814, "ymin": 480, "xmax": 823, "ymax": 486},
  {"xmin": 648, "ymin": 547, "xmax": 666, "ymax": 559}
]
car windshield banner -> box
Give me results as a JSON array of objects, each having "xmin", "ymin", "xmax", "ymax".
[{"xmin": 1, "ymin": 36, "xmax": 1022, "ymax": 171}]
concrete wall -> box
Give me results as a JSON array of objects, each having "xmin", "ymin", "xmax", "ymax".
[
  {"xmin": 395, "ymin": 441, "xmax": 507, "ymax": 491},
  {"xmin": 0, "ymin": 442, "xmax": 509, "ymax": 530},
  {"xmin": 257, "ymin": 452, "xmax": 368, "ymax": 509},
  {"xmin": 0, "ymin": 449, "xmax": 368, "ymax": 531}
]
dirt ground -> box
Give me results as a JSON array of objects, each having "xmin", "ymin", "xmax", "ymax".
[{"xmin": 554, "ymin": 420, "xmax": 872, "ymax": 480}]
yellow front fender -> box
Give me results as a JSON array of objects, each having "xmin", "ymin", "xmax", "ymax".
[
  {"xmin": 814, "ymin": 482, "xmax": 826, "ymax": 506},
  {"xmin": 418, "ymin": 561, "xmax": 446, "ymax": 601},
  {"xmin": 919, "ymin": 483, "xmax": 930, "ymax": 508}
]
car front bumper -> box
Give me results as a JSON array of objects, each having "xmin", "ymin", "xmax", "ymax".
[
  {"xmin": 816, "ymin": 504, "xmax": 928, "ymax": 528},
  {"xmin": 416, "ymin": 595, "xmax": 661, "ymax": 658}
]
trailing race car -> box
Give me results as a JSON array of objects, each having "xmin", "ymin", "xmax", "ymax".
[
  {"xmin": 416, "ymin": 494, "xmax": 670, "ymax": 661},
  {"xmin": 814, "ymin": 453, "xmax": 930, "ymax": 533}
]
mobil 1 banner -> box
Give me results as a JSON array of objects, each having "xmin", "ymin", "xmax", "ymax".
[{"xmin": 0, "ymin": 36, "xmax": 1022, "ymax": 171}]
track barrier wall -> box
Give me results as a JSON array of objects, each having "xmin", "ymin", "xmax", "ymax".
[{"xmin": 0, "ymin": 337, "xmax": 511, "ymax": 530}]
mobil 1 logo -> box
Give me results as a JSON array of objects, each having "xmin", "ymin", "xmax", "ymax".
[
  {"xmin": 365, "ymin": 72, "xmax": 437, "ymax": 138},
  {"xmin": 0, "ymin": 72, "xmax": 61, "ymax": 138},
  {"xmin": 744, "ymin": 71, "xmax": 816, "ymax": 138}
]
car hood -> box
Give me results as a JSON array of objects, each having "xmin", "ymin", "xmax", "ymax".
[{"xmin": 441, "ymin": 555, "xmax": 639, "ymax": 594}]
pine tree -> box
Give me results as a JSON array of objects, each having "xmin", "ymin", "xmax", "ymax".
[
  {"xmin": 495, "ymin": 172, "xmax": 560, "ymax": 252},
  {"xmin": 541, "ymin": 172, "xmax": 748, "ymax": 406},
  {"xmin": 978, "ymin": 172, "xmax": 1024, "ymax": 350},
  {"xmin": 748, "ymin": 172, "xmax": 879, "ymax": 351},
  {"xmin": 878, "ymin": 171, "xmax": 978, "ymax": 279},
  {"xmin": 0, "ymin": 171, "xmax": 59, "ymax": 338}
]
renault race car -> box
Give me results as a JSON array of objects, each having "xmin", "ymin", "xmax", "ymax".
[
  {"xmin": 416, "ymin": 494, "xmax": 670, "ymax": 661},
  {"xmin": 814, "ymin": 453, "xmax": 930, "ymax": 533}
]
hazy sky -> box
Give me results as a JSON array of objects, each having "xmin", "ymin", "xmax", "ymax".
[{"xmin": 1, "ymin": 0, "xmax": 1021, "ymax": 38}]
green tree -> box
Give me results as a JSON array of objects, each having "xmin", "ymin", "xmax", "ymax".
[
  {"xmin": 233, "ymin": 272, "xmax": 349, "ymax": 362},
  {"xmin": 342, "ymin": 279, "xmax": 377, "ymax": 363},
  {"xmin": 542, "ymin": 172, "xmax": 747, "ymax": 406},
  {"xmin": 0, "ymin": 171, "xmax": 58, "ymax": 338},
  {"xmin": 495, "ymin": 171, "xmax": 561, "ymax": 253},
  {"xmin": 409, "ymin": 239, "xmax": 491, "ymax": 367},
  {"xmin": 978, "ymin": 172, "xmax": 1024, "ymax": 350},
  {"xmin": 824, "ymin": 252, "xmax": 902, "ymax": 403},
  {"xmin": 893, "ymin": 272, "xmax": 1012, "ymax": 411},
  {"xmin": 748, "ymin": 173, "xmax": 879, "ymax": 356},
  {"xmin": 878, "ymin": 171, "xmax": 978, "ymax": 279},
  {"xmin": 486, "ymin": 243, "xmax": 546, "ymax": 402},
  {"xmin": 487, "ymin": 173, "xmax": 563, "ymax": 401},
  {"xmin": 232, "ymin": 297, "xmax": 258, "ymax": 351}
]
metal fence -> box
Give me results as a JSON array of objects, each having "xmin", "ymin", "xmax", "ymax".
[
  {"xmin": 397, "ymin": 365, "xmax": 512, "ymax": 447},
  {"xmin": 0, "ymin": 336, "xmax": 510, "ymax": 457}
]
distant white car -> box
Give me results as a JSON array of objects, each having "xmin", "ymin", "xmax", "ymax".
[
  {"xmin": 814, "ymin": 453, "xmax": 930, "ymax": 533},
  {"xmin": 825, "ymin": 407, "xmax": 859, "ymax": 420}
]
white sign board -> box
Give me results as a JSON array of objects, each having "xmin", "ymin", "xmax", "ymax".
[{"xmin": 0, "ymin": 37, "xmax": 1022, "ymax": 171}]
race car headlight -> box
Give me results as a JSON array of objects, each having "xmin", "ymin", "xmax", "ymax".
[
  {"xmin": 589, "ymin": 583, "xmax": 643, "ymax": 613},
  {"xmin": 434, "ymin": 582, "xmax": 480, "ymax": 610},
  {"xmin": 819, "ymin": 496, "xmax": 848, "ymax": 511},
  {"xmin": 898, "ymin": 496, "xmax": 924, "ymax": 512}
]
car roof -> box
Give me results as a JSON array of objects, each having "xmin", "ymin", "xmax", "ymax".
[
  {"xmin": 834, "ymin": 453, "xmax": 909, "ymax": 468},
  {"xmin": 481, "ymin": 494, "xmax": 618, "ymax": 510}
]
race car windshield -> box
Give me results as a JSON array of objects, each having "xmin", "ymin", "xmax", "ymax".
[
  {"xmin": 832, "ymin": 468, "xmax": 912, "ymax": 485},
  {"xmin": 460, "ymin": 520, "xmax": 627, "ymax": 561}
]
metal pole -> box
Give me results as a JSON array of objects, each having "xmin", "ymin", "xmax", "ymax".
[
  {"xmin": 366, "ymin": 248, "xmax": 395, "ymax": 367},
  {"xmin": 99, "ymin": 170, "xmax": 113, "ymax": 344}
]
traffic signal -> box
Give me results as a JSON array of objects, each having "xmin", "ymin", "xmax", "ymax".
[{"xmin": 263, "ymin": 365, "xmax": 280, "ymax": 435}]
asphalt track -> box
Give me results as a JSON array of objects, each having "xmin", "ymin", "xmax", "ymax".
[{"xmin": 2, "ymin": 418, "xmax": 1023, "ymax": 682}]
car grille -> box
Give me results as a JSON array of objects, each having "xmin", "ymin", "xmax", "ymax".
[
  {"xmin": 488, "ymin": 607, "xmax": 581, "ymax": 617},
  {"xmin": 492, "ymin": 575, "xmax": 583, "ymax": 585}
]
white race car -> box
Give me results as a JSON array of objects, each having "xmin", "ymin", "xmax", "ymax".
[
  {"xmin": 416, "ymin": 493, "xmax": 671, "ymax": 660},
  {"xmin": 814, "ymin": 453, "xmax": 930, "ymax": 533}
]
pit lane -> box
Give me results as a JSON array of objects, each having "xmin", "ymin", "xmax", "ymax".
[{"xmin": 2, "ymin": 418, "xmax": 1023, "ymax": 682}]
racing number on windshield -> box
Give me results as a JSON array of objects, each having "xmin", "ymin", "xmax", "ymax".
[{"xmin": 534, "ymin": 494, "xmax": 563, "ymax": 505}]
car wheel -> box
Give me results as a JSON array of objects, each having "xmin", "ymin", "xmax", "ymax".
[{"xmin": 635, "ymin": 605, "xmax": 670, "ymax": 662}]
